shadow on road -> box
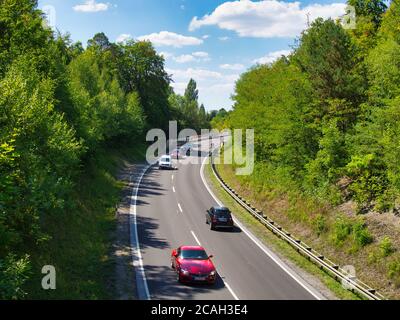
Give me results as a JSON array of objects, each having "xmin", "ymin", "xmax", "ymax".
[
  {"xmin": 136, "ymin": 215, "xmax": 169, "ymax": 250},
  {"xmin": 144, "ymin": 265, "xmax": 229, "ymax": 300},
  {"xmin": 214, "ymin": 225, "xmax": 242, "ymax": 234}
]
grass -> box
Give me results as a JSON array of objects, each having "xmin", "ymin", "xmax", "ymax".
[
  {"xmin": 23, "ymin": 142, "xmax": 146, "ymax": 299},
  {"xmin": 205, "ymin": 160, "xmax": 360, "ymax": 300}
]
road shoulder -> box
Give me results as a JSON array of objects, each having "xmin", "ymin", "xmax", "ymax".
[{"xmin": 112, "ymin": 160, "xmax": 148, "ymax": 300}]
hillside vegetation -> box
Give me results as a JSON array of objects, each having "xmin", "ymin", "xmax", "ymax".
[
  {"xmin": 0, "ymin": 0, "xmax": 211, "ymax": 299},
  {"xmin": 213, "ymin": 0, "xmax": 400, "ymax": 298}
]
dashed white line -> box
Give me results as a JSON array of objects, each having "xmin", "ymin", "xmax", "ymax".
[
  {"xmin": 191, "ymin": 230, "xmax": 201, "ymax": 246},
  {"xmin": 178, "ymin": 203, "xmax": 183, "ymax": 213},
  {"xmin": 171, "ymin": 174, "xmax": 174, "ymax": 181},
  {"xmin": 224, "ymin": 282, "xmax": 239, "ymax": 300},
  {"xmin": 172, "ymin": 186, "xmax": 176, "ymax": 193}
]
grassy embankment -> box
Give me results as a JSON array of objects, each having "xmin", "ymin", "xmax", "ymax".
[{"xmin": 23, "ymin": 143, "xmax": 146, "ymax": 299}]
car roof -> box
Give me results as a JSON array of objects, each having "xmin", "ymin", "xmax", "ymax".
[
  {"xmin": 213, "ymin": 206, "xmax": 230, "ymax": 211},
  {"xmin": 180, "ymin": 246, "xmax": 205, "ymax": 251}
]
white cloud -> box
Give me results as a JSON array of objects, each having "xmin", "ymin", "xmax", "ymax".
[
  {"xmin": 73, "ymin": 0, "xmax": 110, "ymax": 12},
  {"xmin": 220, "ymin": 63, "xmax": 245, "ymax": 71},
  {"xmin": 167, "ymin": 68, "xmax": 223, "ymax": 80},
  {"xmin": 189, "ymin": 0, "xmax": 347, "ymax": 38},
  {"xmin": 202, "ymin": 35, "xmax": 210, "ymax": 39},
  {"xmin": 162, "ymin": 51, "xmax": 210, "ymax": 64},
  {"xmin": 192, "ymin": 51, "xmax": 211, "ymax": 61},
  {"xmin": 219, "ymin": 36, "xmax": 230, "ymax": 41},
  {"xmin": 174, "ymin": 54, "xmax": 196, "ymax": 63},
  {"xmin": 167, "ymin": 68, "xmax": 239, "ymax": 109},
  {"xmin": 137, "ymin": 31, "xmax": 203, "ymax": 47},
  {"xmin": 116, "ymin": 33, "xmax": 132, "ymax": 43},
  {"xmin": 253, "ymin": 49, "xmax": 292, "ymax": 64}
]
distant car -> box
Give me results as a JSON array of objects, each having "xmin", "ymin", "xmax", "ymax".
[
  {"xmin": 158, "ymin": 155, "xmax": 172, "ymax": 170},
  {"xmin": 171, "ymin": 246, "xmax": 217, "ymax": 284},
  {"xmin": 206, "ymin": 207, "xmax": 234, "ymax": 230}
]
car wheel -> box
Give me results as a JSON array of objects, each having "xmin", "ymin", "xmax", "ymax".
[{"xmin": 210, "ymin": 223, "xmax": 214, "ymax": 230}]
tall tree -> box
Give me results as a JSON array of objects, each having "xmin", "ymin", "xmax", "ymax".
[
  {"xmin": 184, "ymin": 78, "xmax": 199, "ymax": 102},
  {"xmin": 117, "ymin": 40, "xmax": 171, "ymax": 130},
  {"xmin": 348, "ymin": 0, "xmax": 387, "ymax": 27}
]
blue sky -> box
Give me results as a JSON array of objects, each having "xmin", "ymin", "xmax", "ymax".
[{"xmin": 38, "ymin": 0, "xmax": 347, "ymax": 110}]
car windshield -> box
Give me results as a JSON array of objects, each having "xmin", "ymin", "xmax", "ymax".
[
  {"xmin": 180, "ymin": 249, "xmax": 208, "ymax": 260},
  {"xmin": 161, "ymin": 157, "xmax": 170, "ymax": 162}
]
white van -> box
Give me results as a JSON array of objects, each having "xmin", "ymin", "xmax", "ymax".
[{"xmin": 159, "ymin": 155, "xmax": 173, "ymax": 170}]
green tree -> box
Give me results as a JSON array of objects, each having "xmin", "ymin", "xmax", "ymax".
[
  {"xmin": 117, "ymin": 40, "xmax": 171, "ymax": 130},
  {"xmin": 348, "ymin": 0, "xmax": 387, "ymax": 27}
]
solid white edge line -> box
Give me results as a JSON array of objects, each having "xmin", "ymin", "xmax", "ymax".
[
  {"xmin": 190, "ymin": 230, "xmax": 202, "ymax": 246},
  {"xmin": 178, "ymin": 203, "xmax": 183, "ymax": 213},
  {"xmin": 224, "ymin": 282, "xmax": 239, "ymax": 301},
  {"xmin": 130, "ymin": 165, "xmax": 151, "ymax": 300},
  {"xmin": 200, "ymin": 155, "xmax": 325, "ymax": 301}
]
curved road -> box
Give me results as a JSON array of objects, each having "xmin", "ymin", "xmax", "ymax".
[{"xmin": 133, "ymin": 139, "xmax": 323, "ymax": 300}]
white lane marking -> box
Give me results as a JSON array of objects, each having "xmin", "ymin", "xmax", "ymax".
[
  {"xmin": 173, "ymin": 186, "xmax": 176, "ymax": 193},
  {"xmin": 191, "ymin": 230, "xmax": 201, "ymax": 246},
  {"xmin": 172, "ymin": 174, "xmax": 174, "ymax": 181},
  {"xmin": 178, "ymin": 203, "xmax": 183, "ymax": 213},
  {"xmin": 130, "ymin": 165, "xmax": 151, "ymax": 300},
  {"xmin": 224, "ymin": 282, "xmax": 239, "ymax": 300},
  {"xmin": 200, "ymin": 156, "xmax": 324, "ymax": 301}
]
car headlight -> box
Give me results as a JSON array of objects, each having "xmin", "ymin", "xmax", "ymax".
[
  {"xmin": 181, "ymin": 269, "xmax": 189, "ymax": 275},
  {"xmin": 210, "ymin": 271, "xmax": 216, "ymax": 277}
]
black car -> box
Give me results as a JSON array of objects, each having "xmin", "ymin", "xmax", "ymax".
[{"xmin": 206, "ymin": 207, "xmax": 234, "ymax": 230}]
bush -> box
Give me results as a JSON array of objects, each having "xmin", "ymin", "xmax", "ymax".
[
  {"xmin": 312, "ymin": 214, "xmax": 328, "ymax": 236},
  {"xmin": 388, "ymin": 258, "xmax": 400, "ymax": 287},
  {"xmin": 379, "ymin": 236, "xmax": 395, "ymax": 257},
  {"xmin": 352, "ymin": 220, "xmax": 373, "ymax": 247},
  {"xmin": 331, "ymin": 215, "xmax": 353, "ymax": 246},
  {"xmin": 346, "ymin": 154, "xmax": 389, "ymax": 213},
  {"xmin": 0, "ymin": 255, "xmax": 31, "ymax": 300}
]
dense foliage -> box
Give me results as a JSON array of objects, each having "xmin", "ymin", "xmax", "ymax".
[
  {"xmin": 218, "ymin": 0, "xmax": 400, "ymax": 215},
  {"xmin": 0, "ymin": 0, "xmax": 213, "ymax": 298}
]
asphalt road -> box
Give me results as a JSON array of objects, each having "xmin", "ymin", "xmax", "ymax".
[{"xmin": 134, "ymin": 139, "xmax": 323, "ymax": 300}]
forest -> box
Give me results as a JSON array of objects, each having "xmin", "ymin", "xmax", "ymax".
[
  {"xmin": 213, "ymin": 0, "xmax": 400, "ymax": 297},
  {"xmin": 0, "ymin": 0, "xmax": 212, "ymax": 299}
]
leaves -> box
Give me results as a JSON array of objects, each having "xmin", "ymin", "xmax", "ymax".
[{"xmin": 215, "ymin": 1, "xmax": 400, "ymax": 215}]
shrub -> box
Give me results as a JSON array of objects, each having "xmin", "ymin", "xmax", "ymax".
[
  {"xmin": 312, "ymin": 214, "xmax": 328, "ymax": 236},
  {"xmin": 388, "ymin": 258, "xmax": 400, "ymax": 287},
  {"xmin": 0, "ymin": 254, "xmax": 31, "ymax": 300},
  {"xmin": 380, "ymin": 236, "xmax": 395, "ymax": 257},
  {"xmin": 346, "ymin": 154, "xmax": 389, "ymax": 213},
  {"xmin": 368, "ymin": 250, "xmax": 379, "ymax": 264},
  {"xmin": 352, "ymin": 220, "xmax": 373, "ymax": 247},
  {"xmin": 331, "ymin": 215, "xmax": 353, "ymax": 246}
]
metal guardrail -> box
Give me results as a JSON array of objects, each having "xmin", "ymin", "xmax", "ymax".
[{"xmin": 210, "ymin": 151, "xmax": 385, "ymax": 300}]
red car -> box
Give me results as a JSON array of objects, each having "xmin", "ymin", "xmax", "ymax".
[{"xmin": 171, "ymin": 246, "xmax": 217, "ymax": 284}]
